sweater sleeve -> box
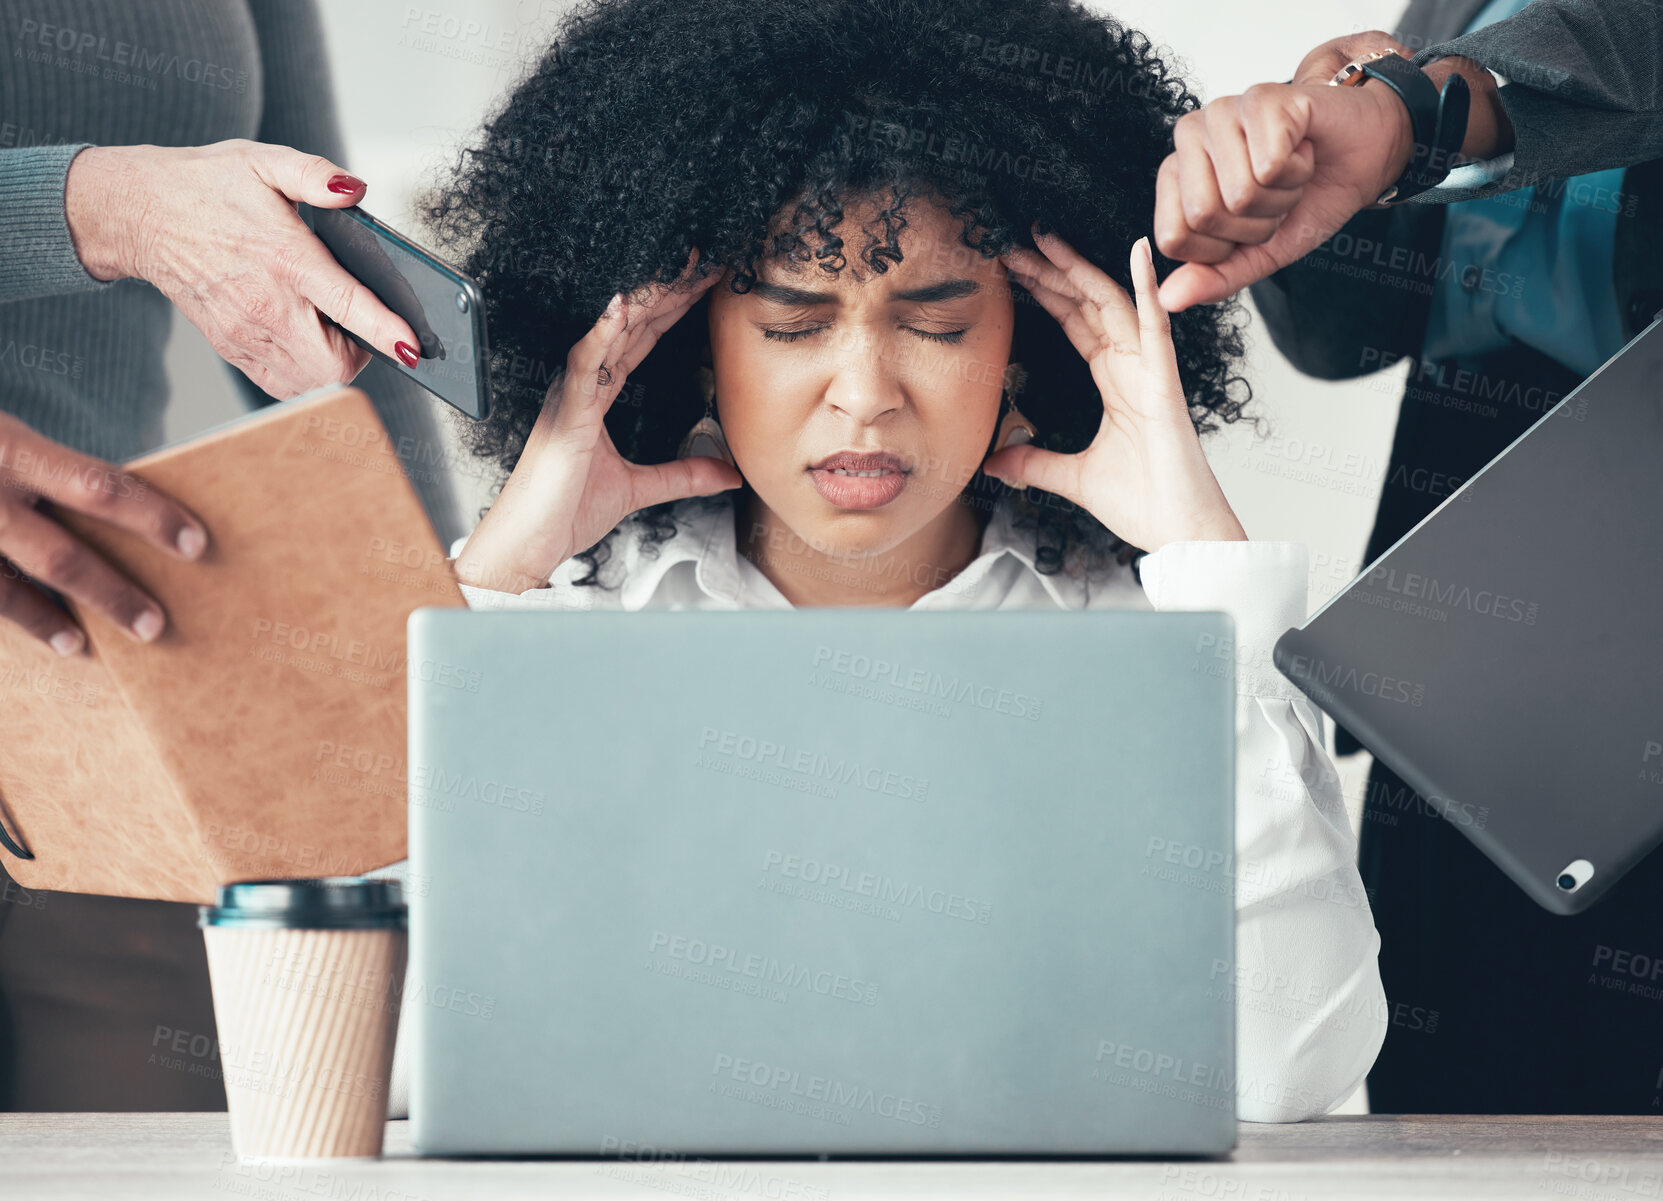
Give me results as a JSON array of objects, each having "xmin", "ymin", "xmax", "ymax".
[
  {"xmin": 0, "ymin": 144, "xmax": 116, "ymax": 304},
  {"xmin": 1135, "ymin": 539, "xmax": 1388, "ymax": 1122},
  {"xmin": 233, "ymin": 0, "xmax": 468, "ymax": 548},
  {"xmin": 225, "ymin": 0, "xmax": 348, "ymax": 430}
]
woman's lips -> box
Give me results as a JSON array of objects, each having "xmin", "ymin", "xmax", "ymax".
[{"xmin": 808, "ymin": 451, "xmax": 910, "ymax": 510}]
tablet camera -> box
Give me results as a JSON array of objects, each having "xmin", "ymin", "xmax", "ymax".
[{"xmin": 1556, "ymin": 859, "xmax": 1595, "ymax": 893}]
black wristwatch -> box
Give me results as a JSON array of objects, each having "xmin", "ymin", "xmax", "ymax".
[{"xmin": 1330, "ymin": 49, "xmax": 1471, "ymax": 206}]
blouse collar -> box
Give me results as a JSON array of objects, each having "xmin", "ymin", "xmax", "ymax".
[{"xmin": 613, "ymin": 493, "xmax": 1092, "ymax": 611}]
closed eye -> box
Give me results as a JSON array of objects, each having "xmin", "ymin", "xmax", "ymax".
[{"xmin": 761, "ymin": 326, "xmax": 968, "ymax": 344}]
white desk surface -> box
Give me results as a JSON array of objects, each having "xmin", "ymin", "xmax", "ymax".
[{"xmin": 3, "ymin": 1113, "xmax": 1662, "ymax": 1200}]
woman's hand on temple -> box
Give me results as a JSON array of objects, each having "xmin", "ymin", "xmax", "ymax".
[
  {"xmin": 64, "ymin": 140, "xmax": 421, "ymax": 399},
  {"xmin": 452, "ymin": 250, "xmax": 743, "ymax": 594},
  {"xmin": 985, "ymin": 230, "xmax": 1246, "ymax": 555}
]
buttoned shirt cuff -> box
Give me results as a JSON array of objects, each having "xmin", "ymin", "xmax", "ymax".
[
  {"xmin": 448, "ymin": 535, "xmax": 593, "ymax": 611},
  {"xmin": 1137, "ymin": 540, "xmax": 1308, "ymax": 702},
  {"xmin": 1414, "ymin": 149, "xmax": 1516, "ymax": 203}
]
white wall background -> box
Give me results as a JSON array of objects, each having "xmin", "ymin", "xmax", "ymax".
[{"xmin": 164, "ymin": 0, "xmax": 1415, "ymax": 1113}]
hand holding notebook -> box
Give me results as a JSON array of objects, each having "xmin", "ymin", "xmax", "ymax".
[
  {"xmin": 0, "ymin": 410, "xmax": 210, "ymax": 655},
  {"xmin": 0, "ymin": 386, "xmax": 465, "ymax": 902}
]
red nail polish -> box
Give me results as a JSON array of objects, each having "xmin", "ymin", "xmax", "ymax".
[
  {"xmin": 327, "ymin": 173, "xmax": 365, "ymax": 195},
  {"xmin": 395, "ymin": 341, "xmax": 419, "ymax": 367}
]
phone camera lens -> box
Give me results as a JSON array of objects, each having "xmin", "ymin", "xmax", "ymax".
[
  {"xmin": 1557, "ymin": 873, "xmax": 1577, "ymax": 891},
  {"xmin": 455, "ymin": 291, "xmax": 470, "ymax": 313}
]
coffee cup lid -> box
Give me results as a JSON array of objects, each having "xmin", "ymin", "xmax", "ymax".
[{"xmin": 198, "ymin": 877, "xmax": 406, "ymax": 930}]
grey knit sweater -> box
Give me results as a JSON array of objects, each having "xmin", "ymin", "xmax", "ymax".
[{"xmin": 0, "ymin": 0, "xmax": 461, "ymax": 542}]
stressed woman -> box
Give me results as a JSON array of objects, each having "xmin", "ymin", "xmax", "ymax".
[{"xmin": 406, "ymin": 0, "xmax": 1387, "ymax": 1122}]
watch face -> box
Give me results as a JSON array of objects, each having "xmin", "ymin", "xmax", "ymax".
[{"xmin": 1329, "ymin": 48, "xmax": 1399, "ymax": 87}]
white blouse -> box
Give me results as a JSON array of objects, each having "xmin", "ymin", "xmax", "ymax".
[{"xmin": 386, "ymin": 492, "xmax": 1386, "ymax": 1124}]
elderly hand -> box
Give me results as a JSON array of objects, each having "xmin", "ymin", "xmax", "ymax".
[{"xmin": 64, "ymin": 139, "xmax": 421, "ymax": 398}]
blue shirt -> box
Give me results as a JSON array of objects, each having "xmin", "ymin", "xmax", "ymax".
[{"xmin": 1420, "ymin": 0, "xmax": 1629, "ymax": 376}]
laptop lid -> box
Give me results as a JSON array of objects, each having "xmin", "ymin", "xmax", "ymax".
[
  {"xmin": 407, "ymin": 608, "xmax": 1237, "ymax": 1155},
  {"xmin": 1275, "ymin": 317, "xmax": 1663, "ymax": 915}
]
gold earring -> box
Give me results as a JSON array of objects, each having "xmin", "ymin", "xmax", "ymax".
[
  {"xmin": 680, "ymin": 367, "xmax": 736, "ymax": 465},
  {"xmin": 995, "ymin": 361, "xmax": 1035, "ymax": 450}
]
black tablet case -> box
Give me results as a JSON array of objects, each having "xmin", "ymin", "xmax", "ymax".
[{"xmin": 1273, "ymin": 317, "xmax": 1663, "ymax": 915}]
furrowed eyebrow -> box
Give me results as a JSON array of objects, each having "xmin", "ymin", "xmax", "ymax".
[
  {"xmin": 891, "ymin": 279, "xmax": 980, "ymax": 303},
  {"xmin": 751, "ymin": 280, "xmax": 838, "ymax": 305},
  {"xmin": 750, "ymin": 278, "xmax": 982, "ymax": 305}
]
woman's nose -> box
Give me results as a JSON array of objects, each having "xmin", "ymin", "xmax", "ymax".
[{"xmin": 821, "ymin": 331, "xmax": 905, "ymax": 423}]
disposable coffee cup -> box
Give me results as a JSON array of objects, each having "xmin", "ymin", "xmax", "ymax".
[{"xmin": 199, "ymin": 877, "xmax": 407, "ymax": 1160}]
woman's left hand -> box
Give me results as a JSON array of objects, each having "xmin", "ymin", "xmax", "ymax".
[{"xmin": 984, "ymin": 229, "xmax": 1247, "ymax": 554}]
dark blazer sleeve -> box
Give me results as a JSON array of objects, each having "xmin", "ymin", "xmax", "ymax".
[
  {"xmin": 1246, "ymin": 203, "xmax": 1446, "ymax": 380},
  {"xmin": 1403, "ymin": 0, "xmax": 1663, "ymax": 204}
]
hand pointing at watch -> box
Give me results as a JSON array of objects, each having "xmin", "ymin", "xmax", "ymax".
[{"xmin": 1153, "ymin": 32, "xmax": 1515, "ymax": 312}]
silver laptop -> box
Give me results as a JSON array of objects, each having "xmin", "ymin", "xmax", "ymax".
[{"xmin": 406, "ymin": 609, "xmax": 1237, "ymax": 1155}]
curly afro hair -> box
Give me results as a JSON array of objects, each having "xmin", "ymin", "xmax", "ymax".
[{"xmin": 421, "ymin": 0, "xmax": 1258, "ymax": 588}]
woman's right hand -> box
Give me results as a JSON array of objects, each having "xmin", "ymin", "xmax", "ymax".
[
  {"xmin": 452, "ymin": 251, "xmax": 743, "ymax": 595},
  {"xmin": 64, "ymin": 140, "xmax": 420, "ymax": 399}
]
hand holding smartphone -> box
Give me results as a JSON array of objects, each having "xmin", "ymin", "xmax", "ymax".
[{"xmin": 300, "ymin": 203, "xmax": 492, "ymax": 420}]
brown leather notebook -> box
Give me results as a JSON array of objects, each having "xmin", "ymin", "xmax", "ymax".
[{"xmin": 0, "ymin": 386, "xmax": 466, "ymax": 902}]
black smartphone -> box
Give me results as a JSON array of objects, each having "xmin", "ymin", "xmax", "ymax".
[{"xmin": 299, "ymin": 203, "xmax": 491, "ymax": 420}]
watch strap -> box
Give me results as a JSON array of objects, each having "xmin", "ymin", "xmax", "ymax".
[{"xmin": 1357, "ymin": 52, "xmax": 1470, "ymax": 204}]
